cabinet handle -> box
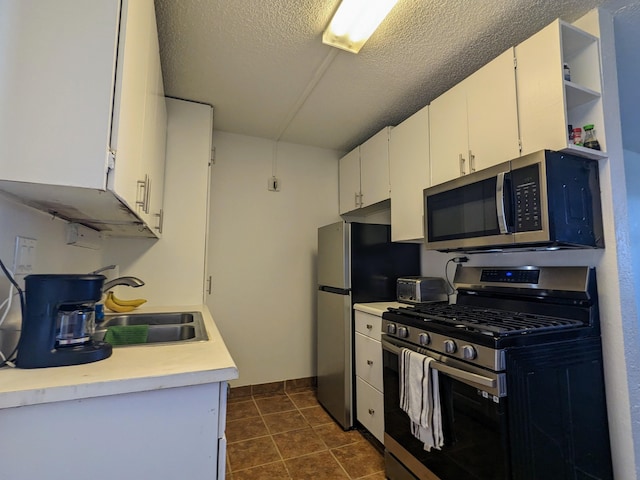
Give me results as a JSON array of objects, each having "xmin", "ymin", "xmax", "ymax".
[
  {"xmin": 144, "ymin": 175, "xmax": 151, "ymax": 214},
  {"xmin": 355, "ymin": 192, "xmax": 359, "ymax": 208},
  {"xmin": 469, "ymin": 150, "xmax": 476, "ymax": 173},
  {"xmin": 366, "ymin": 324, "xmax": 373, "ymax": 330},
  {"xmin": 136, "ymin": 175, "xmax": 147, "ymax": 210},
  {"xmin": 459, "ymin": 154, "xmax": 466, "ymax": 176},
  {"xmin": 368, "ymin": 408, "xmax": 375, "ymax": 415},
  {"xmin": 207, "ymin": 276, "xmax": 212, "ymax": 295},
  {"xmin": 154, "ymin": 208, "xmax": 164, "ymax": 233},
  {"xmin": 367, "ymin": 360, "xmax": 374, "ymax": 365},
  {"xmin": 136, "ymin": 174, "xmax": 151, "ymax": 214}
]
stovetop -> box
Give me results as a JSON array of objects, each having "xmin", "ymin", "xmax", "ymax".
[{"xmin": 388, "ymin": 303, "xmax": 584, "ymax": 337}]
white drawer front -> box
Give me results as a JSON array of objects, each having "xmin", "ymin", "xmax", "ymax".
[
  {"xmin": 356, "ymin": 376, "xmax": 384, "ymax": 444},
  {"xmin": 355, "ymin": 332, "xmax": 383, "ymax": 392},
  {"xmin": 354, "ymin": 310, "xmax": 382, "ymax": 341}
]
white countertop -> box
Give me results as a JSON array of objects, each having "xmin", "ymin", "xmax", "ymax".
[
  {"xmin": 354, "ymin": 301, "xmax": 406, "ymax": 316},
  {"xmin": 0, "ymin": 305, "xmax": 238, "ymax": 409}
]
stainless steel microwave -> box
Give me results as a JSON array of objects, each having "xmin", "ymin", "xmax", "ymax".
[{"xmin": 423, "ymin": 150, "xmax": 604, "ymax": 252}]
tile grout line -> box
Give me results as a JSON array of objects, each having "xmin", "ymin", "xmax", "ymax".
[{"xmin": 227, "ymin": 389, "xmax": 383, "ymax": 479}]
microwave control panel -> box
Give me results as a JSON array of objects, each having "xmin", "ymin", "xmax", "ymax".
[{"xmin": 511, "ymin": 164, "xmax": 541, "ymax": 232}]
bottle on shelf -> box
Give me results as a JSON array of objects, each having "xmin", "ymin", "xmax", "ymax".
[
  {"xmin": 572, "ymin": 127, "xmax": 583, "ymax": 146},
  {"xmin": 563, "ymin": 63, "xmax": 571, "ymax": 81},
  {"xmin": 583, "ymin": 124, "xmax": 601, "ymax": 150}
]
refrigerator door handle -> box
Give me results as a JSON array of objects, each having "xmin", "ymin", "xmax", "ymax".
[{"xmin": 319, "ymin": 285, "xmax": 351, "ymax": 295}]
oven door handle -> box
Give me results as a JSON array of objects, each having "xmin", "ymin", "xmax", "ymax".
[
  {"xmin": 432, "ymin": 362, "xmax": 496, "ymax": 389},
  {"xmin": 382, "ymin": 339, "xmax": 496, "ymax": 389}
]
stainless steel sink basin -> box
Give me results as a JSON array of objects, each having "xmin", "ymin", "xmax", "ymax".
[
  {"xmin": 93, "ymin": 311, "xmax": 208, "ymax": 346},
  {"xmin": 100, "ymin": 312, "xmax": 194, "ymax": 327}
]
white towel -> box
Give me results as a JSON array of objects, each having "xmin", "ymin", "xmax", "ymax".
[{"xmin": 399, "ymin": 348, "xmax": 444, "ymax": 451}]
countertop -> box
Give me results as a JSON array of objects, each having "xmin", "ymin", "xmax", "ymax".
[
  {"xmin": 0, "ymin": 305, "xmax": 238, "ymax": 409},
  {"xmin": 353, "ymin": 301, "xmax": 406, "ymax": 316}
]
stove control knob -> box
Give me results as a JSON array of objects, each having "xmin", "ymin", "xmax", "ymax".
[
  {"xmin": 462, "ymin": 345, "xmax": 477, "ymax": 360},
  {"xmin": 386, "ymin": 323, "xmax": 397, "ymax": 334},
  {"xmin": 418, "ymin": 333, "xmax": 431, "ymax": 346},
  {"xmin": 444, "ymin": 339, "xmax": 457, "ymax": 354},
  {"xmin": 398, "ymin": 326, "xmax": 409, "ymax": 339}
]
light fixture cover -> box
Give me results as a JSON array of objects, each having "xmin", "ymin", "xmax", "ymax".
[{"xmin": 323, "ymin": 0, "xmax": 399, "ymax": 54}]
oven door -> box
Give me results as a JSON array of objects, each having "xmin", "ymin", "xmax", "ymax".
[
  {"xmin": 424, "ymin": 161, "xmax": 513, "ymax": 252},
  {"xmin": 382, "ymin": 335, "xmax": 510, "ymax": 480}
]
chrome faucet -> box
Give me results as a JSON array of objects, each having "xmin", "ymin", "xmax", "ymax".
[{"xmin": 102, "ymin": 276, "xmax": 145, "ymax": 292}]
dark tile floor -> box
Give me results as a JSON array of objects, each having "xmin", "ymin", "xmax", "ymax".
[{"xmin": 225, "ymin": 388, "xmax": 385, "ymax": 479}]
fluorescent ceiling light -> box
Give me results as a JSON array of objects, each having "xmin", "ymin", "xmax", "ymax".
[{"xmin": 323, "ymin": 0, "xmax": 399, "ymax": 54}]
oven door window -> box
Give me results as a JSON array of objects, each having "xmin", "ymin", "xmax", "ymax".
[{"xmin": 383, "ymin": 348, "xmax": 510, "ymax": 479}]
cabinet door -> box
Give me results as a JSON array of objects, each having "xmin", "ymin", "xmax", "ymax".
[
  {"xmin": 360, "ymin": 127, "xmax": 391, "ymax": 208},
  {"xmin": 339, "ymin": 147, "xmax": 361, "ymax": 214},
  {"xmin": 466, "ymin": 48, "xmax": 521, "ymax": 171},
  {"xmin": 142, "ymin": 2, "xmax": 167, "ymax": 234},
  {"xmin": 109, "ymin": 0, "xmax": 153, "ymax": 212},
  {"xmin": 0, "ymin": 0, "xmax": 119, "ymax": 189},
  {"xmin": 356, "ymin": 377, "xmax": 385, "ymax": 444},
  {"xmin": 355, "ymin": 332, "xmax": 383, "ymax": 391},
  {"xmin": 429, "ymin": 82, "xmax": 468, "ymax": 186},
  {"xmin": 515, "ymin": 21, "xmax": 567, "ymax": 157},
  {"xmin": 389, "ymin": 106, "xmax": 430, "ymax": 242},
  {"xmin": 354, "ymin": 310, "xmax": 382, "ymax": 342},
  {"xmin": 516, "ymin": 20, "xmax": 606, "ymax": 159}
]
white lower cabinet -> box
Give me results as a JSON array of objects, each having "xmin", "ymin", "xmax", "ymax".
[
  {"xmin": 356, "ymin": 376, "xmax": 385, "ymax": 443},
  {"xmin": 354, "ymin": 305, "xmax": 389, "ymax": 444},
  {"xmin": 0, "ymin": 382, "xmax": 226, "ymax": 479}
]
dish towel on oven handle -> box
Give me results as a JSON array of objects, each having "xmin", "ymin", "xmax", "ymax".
[{"xmin": 399, "ymin": 348, "xmax": 444, "ymax": 451}]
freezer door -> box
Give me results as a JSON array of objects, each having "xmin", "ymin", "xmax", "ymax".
[
  {"xmin": 318, "ymin": 221, "xmax": 350, "ymax": 289},
  {"xmin": 317, "ymin": 289, "xmax": 353, "ymax": 429}
]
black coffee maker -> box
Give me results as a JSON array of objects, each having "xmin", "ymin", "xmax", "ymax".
[{"xmin": 16, "ymin": 274, "xmax": 112, "ymax": 368}]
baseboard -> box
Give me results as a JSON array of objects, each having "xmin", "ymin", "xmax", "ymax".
[{"xmin": 229, "ymin": 376, "xmax": 317, "ymax": 401}]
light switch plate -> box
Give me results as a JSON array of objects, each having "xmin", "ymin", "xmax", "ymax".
[{"xmin": 14, "ymin": 236, "xmax": 37, "ymax": 275}]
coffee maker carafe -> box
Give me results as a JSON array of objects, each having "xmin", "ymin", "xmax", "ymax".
[{"xmin": 16, "ymin": 274, "xmax": 112, "ymax": 368}]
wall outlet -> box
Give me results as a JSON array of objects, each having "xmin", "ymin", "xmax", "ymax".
[{"xmin": 13, "ymin": 236, "xmax": 37, "ymax": 275}]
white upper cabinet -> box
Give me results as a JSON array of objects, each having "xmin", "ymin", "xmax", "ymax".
[
  {"xmin": 0, "ymin": 0, "xmax": 167, "ymax": 237},
  {"xmin": 339, "ymin": 127, "xmax": 391, "ymax": 215},
  {"xmin": 360, "ymin": 127, "xmax": 392, "ymax": 209},
  {"xmin": 339, "ymin": 147, "xmax": 361, "ymax": 215},
  {"xmin": 515, "ymin": 19, "xmax": 606, "ymax": 159},
  {"xmin": 389, "ymin": 105, "xmax": 430, "ymax": 242},
  {"xmin": 430, "ymin": 48, "xmax": 520, "ymax": 186}
]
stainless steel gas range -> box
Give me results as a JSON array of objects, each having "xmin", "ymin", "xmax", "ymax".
[{"xmin": 381, "ymin": 265, "xmax": 613, "ymax": 480}]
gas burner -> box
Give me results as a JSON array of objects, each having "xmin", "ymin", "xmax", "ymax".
[{"xmin": 391, "ymin": 303, "xmax": 583, "ymax": 337}]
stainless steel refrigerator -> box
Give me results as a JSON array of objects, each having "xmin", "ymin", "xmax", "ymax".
[{"xmin": 316, "ymin": 221, "xmax": 420, "ymax": 429}]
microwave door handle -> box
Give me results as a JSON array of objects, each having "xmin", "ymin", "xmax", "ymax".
[{"xmin": 496, "ymin": 172, "xmax": 509, "ymax": 234}]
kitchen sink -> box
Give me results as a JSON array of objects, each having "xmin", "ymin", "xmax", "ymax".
[
  {"xmin": 93, "ymin": 311, "xmax": 208, "ymax": 346},
  {"xmin": 100, "ymin": 312, "xmax": 195, "ymax": 327}
]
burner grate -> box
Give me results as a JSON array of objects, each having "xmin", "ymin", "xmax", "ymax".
[{"xmin": 394, "ymin": 304, "xmax": 583, "ymax": 336}]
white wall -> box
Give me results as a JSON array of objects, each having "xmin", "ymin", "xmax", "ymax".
[
  {"xmin": 103, "ymin": 98, "xmax": 213, "ymax": 306},
  {"xmin": 207, "ymin": 131, "xmax": 341, "ymax": 387}
]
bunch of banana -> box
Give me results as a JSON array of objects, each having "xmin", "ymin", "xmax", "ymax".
[{"xmin": 104, "ymin": 291, "xmax": 147, "ymax": 313}]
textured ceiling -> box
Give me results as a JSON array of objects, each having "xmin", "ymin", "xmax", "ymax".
[{"xmin": 155, "ymin": 0, "xmax": 626, "ymax": 153}]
